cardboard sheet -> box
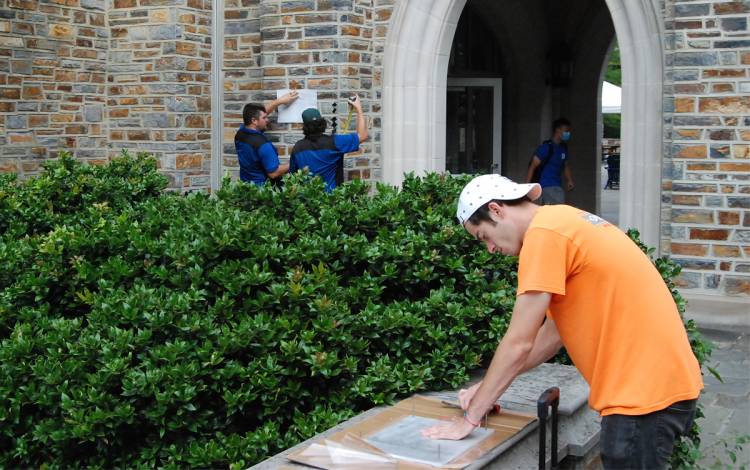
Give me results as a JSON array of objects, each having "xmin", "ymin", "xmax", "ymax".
[{"xmin": 287, "ymin": 395, "xmax": 536, "ymax": 469}]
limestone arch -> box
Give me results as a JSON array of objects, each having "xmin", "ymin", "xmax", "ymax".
[{"xmin": 382, "ymin": 0, "xmax": 664, "ymax": 249}]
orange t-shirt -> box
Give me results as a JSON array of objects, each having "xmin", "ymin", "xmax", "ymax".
[{"xmin": 517, "ymin": 205, "xmax": 703, "ymax": 416}]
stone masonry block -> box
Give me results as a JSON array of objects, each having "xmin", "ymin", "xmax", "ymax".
[
  {"xmin": 690, "ymin": 228, "xmax": 730, "ymax": 240},
  {"xmin": 675, "ymin": 271, "xmax": 702, "ymax": 289},
  {"xmin": 699, "ymin": 97, "xmax": 750, "ymax": 113},
  {"xmin": 714, "ymin": 245, "xmax": 742, "ymax": 257},
  {"xmin": 305, "ymin": 25, "xmax": 338, "ymax": 36},
  {"xmin": 673, "ymin": 52, "xmax": 718, "ymax": 66},
  {"xmin": 672, "ymin": 243, "xmax": 708, "ymax": 256},
  {"xmin": 673, "ymin": 182, "xmax": 718, "ymax": 193},
  {"xmin": 715, "ymin": 40, "xmax": 750, "ymax": 48},
  {"xmin": 225, "ymin": 20, "xmax": 259, "ymax": 35},
  {"xmin": 733, "ymin": 145, "xmax": 750, "ymax": 158},
  {"xmin": 703, "ymin": 68, "xmax": 745, "ymax": 77},
  {"xmin": 673, "ymin": 143, "xmax": 707, "ymax": 158},
  {"xmin": 672, "ymin": 209, "xmax": 714, "ymax": 224},
  {"xmin": 674, "ymin": 97, "xmax": 694, "ymax": 112},
  {"xmin": 710, "ymin": 144, "xmax": 731, "ymax": 158},
  {"xmin": 84, "ymin": 105, "xmax": 102, "ymax": 122},
  {"xmin": 673, "ymin": 70, "xmax": 700, "ymax": 81},
  {"xmin": 276, "ymin": 53, "xmax": 310, "ymax": 64},
  {"xmin": 281, "ymin": 0, "xmax": 315, "ymax": 12},
  {"xmin": 710, "ymin": 129, "xmax": 736, "ymax": 140},
  {"xmin": 50, "ymin": 23, "xmax": 75, "ymax": 39},
  {"xmin": 725, "ymin": 276, "xmax": 750, "ymax": 295},
  {"xmin": 674, "ymin": 258, "xmax": 716, "ymax": 270},
  {"xmin": 675, "ymin": 3, "xmax": 710, "ymax": 17},
  {"xmin": 151, "ymin": 24, "xmax": 180, "ymax": 40},
  {"xmin": 715, "ymin": 2, "xmax": 750, "ymax": 14},
  {"xmin": 319, "ymin": 0, "xmax": 353, "ymax": 9},
  {"xmin": 673, "ymin": 194, "xmax": 702, "ymax": 205},
  {"xmin": 295, "ymin": 13, "xmax": 336, "ymax": 23},
  {"xmin": 721, "ymin": 17, "xmax": 747, "ymax": 31},
  {"xmin": 728, "ymin": 197, "xmax": 750, "ymax": 208},
  {"xmin": 673, "ymin": 116, "xmax": 722, "ymax": 126}
]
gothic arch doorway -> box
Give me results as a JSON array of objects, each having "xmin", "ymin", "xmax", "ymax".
[{"xmin": 382, "ymin": 0, "xmax": 664, "ymax": 249}]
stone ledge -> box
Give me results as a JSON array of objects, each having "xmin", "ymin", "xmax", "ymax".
[
  {"xmin": 251, "ymin": 363, "xmax": 599, "ymax": 469},
  {"xmin": 684, "ymin": 293, "xmax": 750, "ymax": 332}
]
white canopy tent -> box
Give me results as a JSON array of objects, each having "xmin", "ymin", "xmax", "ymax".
[{"xmin": 601, "ymin": 81, "xmax": 621, "ymax": 114}]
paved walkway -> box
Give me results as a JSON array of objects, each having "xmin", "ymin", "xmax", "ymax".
[
  {"xmin": 685, "ymin": 298, "xmax": 750, "ymax": 468},
  {"xmin": 695, "ymin": 327, "xmax": 750, "ymax": 468}
]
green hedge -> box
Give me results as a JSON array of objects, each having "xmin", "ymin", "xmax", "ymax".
[
  {"xmin": 0, "ymin": 154, "xmax": 710, "ymax": 468},
  {"xmin": 0, "ymin": 154, "xmax": 518, "ymax": 468}
]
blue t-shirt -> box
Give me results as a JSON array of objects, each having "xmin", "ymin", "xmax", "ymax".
[
  {"xmin": 290, "ymin": 133, "xmax": 360, "ymax": 192},
  {"xmin": 234, "ymin": 126, "xmax": 280, "ymax": 185},
  {"xmin": 534, "ymin": 141, "xmax": 568, "ymax": 188}
]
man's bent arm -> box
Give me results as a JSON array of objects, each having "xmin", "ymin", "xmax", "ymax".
[
  {"xmin": 266, "ymin": 163, "xmax": 289, "ymax": 179},
  {"xmin": 525, "ymin": 156, "xmax": 541, "ymax": 183},
  {"xmin": 464, "ymin": 291, "xmax": 551, "ymax": 423},
  {"xmin": 520, "ymin": 316, "xmax": 562, "ymax": 373}
]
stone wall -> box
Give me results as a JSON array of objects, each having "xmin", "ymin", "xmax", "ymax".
[
  {"xmin": 0, "ymin": 0, "xmax": 212, "ymax": 190},
  {"xmin": 0, "ymin": 0, "xmax": 108, "ymax": 176},
  {"xmin": 663, "ymin": 0, "xmax": 750, "ymax": 296},
  {"xmin": 107, "ymin": 0, "xmax": 212, "ymax": 190},
  {"xmin": 221, "ymin": 0, "xmax": 390, "ymax": 183}
]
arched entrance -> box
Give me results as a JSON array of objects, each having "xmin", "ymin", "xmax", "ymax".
[{"xmin": 382, "ymin": 0, "xmax": 664, "ymax": 249}]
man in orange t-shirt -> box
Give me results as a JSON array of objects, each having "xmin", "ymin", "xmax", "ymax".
[{"xmin": 423, "ymin": 174, "xmax": 703, "ymax": 469}]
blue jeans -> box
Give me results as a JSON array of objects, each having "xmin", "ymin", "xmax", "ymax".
[{"xmin": 600, "ymin": 399, "xmax": 698, "ymax": 470}]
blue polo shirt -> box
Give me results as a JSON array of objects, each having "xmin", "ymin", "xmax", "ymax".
[
  {"xmin": 534, "ymin": 141, "xmax": 569, "ymax": 188},
  {"xmin": 234, "ymin": 126, "xmax": 280, "ymax": 185},
  {"xmin": 290, "ymin": 133, "xmax": 360, "ymax": 192}
]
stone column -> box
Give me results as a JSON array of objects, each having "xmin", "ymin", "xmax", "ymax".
[
  {"xmin": 107, "ymin": 0, "xmax": 212, "ymax": 190},
  {"xmin": 0, "ymin": 0, "xmax": 108, "ymax": 177}
]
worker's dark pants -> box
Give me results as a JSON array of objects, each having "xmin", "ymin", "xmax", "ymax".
[{"xmin": 600, "ymin": 398, "xmax": 698, "ymax": 470}]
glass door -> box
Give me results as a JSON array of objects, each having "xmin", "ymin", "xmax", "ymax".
[{"xmin": 446, "ymin": 78, "xmax": 502, "ymax": 175}]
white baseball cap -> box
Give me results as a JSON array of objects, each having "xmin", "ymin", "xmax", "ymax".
[{"xmin": 456, "ymin": 174, "xmax": 541, "ymax": 224}]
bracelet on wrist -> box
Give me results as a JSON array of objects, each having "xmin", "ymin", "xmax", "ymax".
[{"xmin": 463, "ymin": 412, "xmax": 480, "ymax": 427}]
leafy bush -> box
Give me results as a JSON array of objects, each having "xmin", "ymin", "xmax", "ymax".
[
  {"xmin": 0, "ymin": 153, "xmax": 516, "ymax": 468},
  {"xmin": 0, "ymin": 153, "xmax": 712, "ymax": 468}
]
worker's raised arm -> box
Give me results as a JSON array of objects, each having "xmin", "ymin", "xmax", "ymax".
[
  {"xmin": 349, "ymin": 94, "xmax": 368, "ymax": 143},
  {"xmin": 265, "ymin": 90, "xmax": 299, "ymax": 115}
]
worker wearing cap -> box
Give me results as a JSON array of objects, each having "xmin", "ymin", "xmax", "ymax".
[
  {"xmin": 423, "ymin": 174, "xmax": 703, "ymax": 470},
  {"xmin": 289, "ymin": 94, "xmax": 368, "ymax": 192},
  {"xmin": 235, "ymin": 91, "xmax": 299, "ymax": 186}
]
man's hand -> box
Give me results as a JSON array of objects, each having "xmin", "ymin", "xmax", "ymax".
[
  {"xmin": 348, "ymin": 94, "xmax": 363, "ymax": 112},
  {"xmin": 458, "ymin": 382, "xmax": 481, "ymax": 410},
  {"xmin": 265, "ymin": 90, "xmax": 299, "ymax": 114},
  {"xmin": 566, "ymin": 180, "xmax": 575, "ymax": 191},
  {"xmin": 278, "ymin": 90, "xmax": 299, "ymax": 106},
  {"xmin": 421, "ymin": 416, "xmax": 476, "ymax": 441}
]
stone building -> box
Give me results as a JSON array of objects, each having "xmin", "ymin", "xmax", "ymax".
[{"xmin": 0, "ymin": 0, "xmax": 748, "ymax": 301}]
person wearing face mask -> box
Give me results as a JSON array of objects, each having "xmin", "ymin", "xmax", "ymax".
[
  {"xmin": 525, "ymin": 117, "xmax": 575, "ymax": 204},
  {"xmin": 423, "ymin": 174, "xmax": 703, "ymax": 470}
]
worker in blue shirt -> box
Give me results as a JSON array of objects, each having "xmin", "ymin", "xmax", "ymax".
[
  {"xmin": 289, "ymin": 94, "xmax": 368, "ymax": 192},
  {"xmin": 234, "ymin": 90, "xmax": 299, "ymax": 185},
  {"xmin": 525, "ymin": 117, "xmax": 576, "ymax": 204}
]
